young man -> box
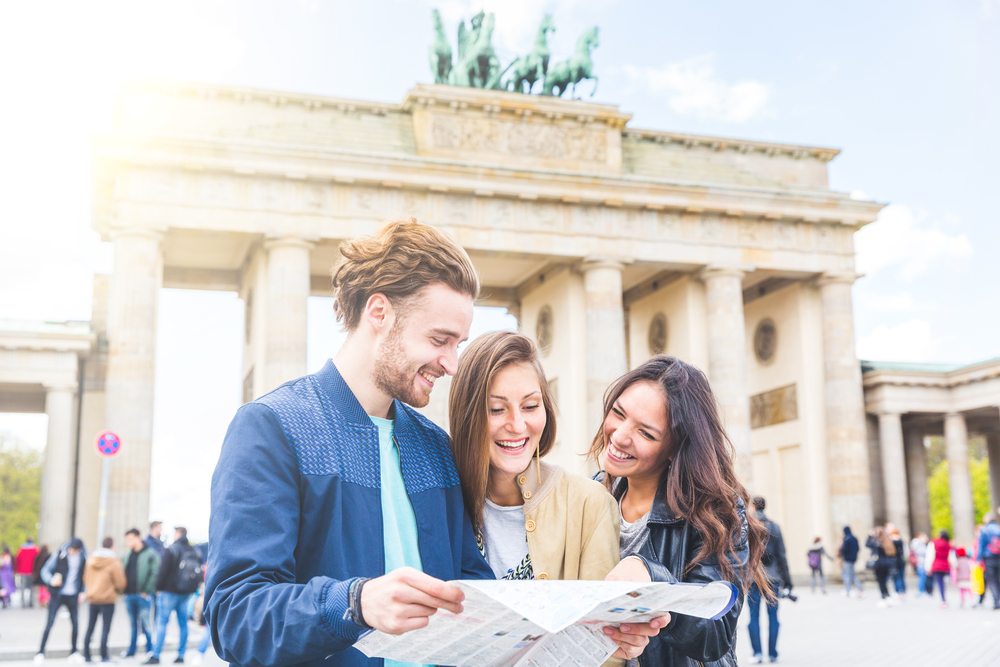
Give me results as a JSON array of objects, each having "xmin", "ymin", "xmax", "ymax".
[
  {"xmin": 144, "ymin": 522, "xmax": 166, "ymax": 557},
  {"xmin": 15, "ymin": 536, "xmax": 39, "ymax": 608},
  {"xmin": 747, "ymin": 497, "xmax": 791, "ymax": 665},
  {"xmin": 206, "ymin": 219, "xmax": 660, "ymax": 667},
  {"xmin": 122, "ymin": 529, "xmax": 160, "ymax": 659},
  {"xmin": 36, "ymin": 539, "xmax": 87, "ymax": 664},
  {"xmin": 979, "ymin": 510, "xmax": 1000, "ymax": 609},
  {"xmin": 146, "ymin": 528, "xmax": 203, "ymax": 665},
  {"xmin": 82, "ymin": 537, "xmax": 127, "ymax": 663}
]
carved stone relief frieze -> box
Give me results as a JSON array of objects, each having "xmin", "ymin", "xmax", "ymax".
[
  {"xmin": 657, "ymin": 211, "xmax": 682, "ymax": 238},
  {"xmin": 350, "ymin": 186, "xmax": 381, "ymax": 214},
  {"xmin": 534, "ymin": 203, "xmax": 562, "ymax": 232},
  {"xmin": 699, "ymin": 214, "xmax": 725, "ymax": 242},
  {"xmin": 576, "ymin": 205, "xmax": 606, "ymax": 235},
  {"xmin": 750, "ymin": 383, "xmax": 798, "ymax": 429},
  {"xmin": 443, "ymin": 195, "xmax": 474, "ymax": 224},
  {"xmin": 431, "ymin": 115, "xmax": 607, "ymax": 163},
  {"xmin": 774, "ymin": 221, "xmax": 796, "ymax": 248}
]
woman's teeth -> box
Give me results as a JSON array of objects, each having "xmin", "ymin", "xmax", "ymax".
[
  {"xmin": 495, "ymin": 438, "xmax": 528, "ymax": 450},
  {"xmin": 609, "ymin": 443, "xmax": 635, "ymax": 460}
]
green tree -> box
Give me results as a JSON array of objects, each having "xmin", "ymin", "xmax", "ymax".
[
  {"xmin": 0, "ymin": 434, "xmax": 42, "ymax": 550},
  {"xmin": 928, "ymin": 459, "xmax": 992, "ymax": 540}
]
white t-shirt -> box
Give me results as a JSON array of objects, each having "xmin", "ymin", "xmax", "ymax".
[{"xmin": 482, "ymin": 499, "xmax": 529, "ymax": 580}]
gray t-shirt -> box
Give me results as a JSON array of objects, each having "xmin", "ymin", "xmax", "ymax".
[
  {"xmin": 62, "ymin": 553, "xmax": 82, "ymax": 595},
  {"xmin": 619, "ymin": 495, "xmax": 651, "ymax": 558},
  {"xmin": 482, "ymin": 499, "xmax": 530, "ymax": 580}
]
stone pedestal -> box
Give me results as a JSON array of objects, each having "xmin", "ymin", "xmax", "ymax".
[
  {"xmin": 904, "ymin": 426, "xmax": 931, "ymax": 536},
  {"xmin": 944, "ymin": 412, "xmax": 975, "ymax": 546},
  {"xmin": 104, "ymin": 229, "xmax": 162, "ymax": 544},
  {"xmin": 264, "ymin": 237, "xmax": 313, "ymax": 392},
  {"xmin": 700, "ymin": 268, "xmax": 752, "ymax": 484},
  {"xmin": 818, "ymin": 275, "xmax": 873, "ymax": 535},
  {"xmin": 877, "ymin": 412, "xmax": 910, "ymax": 540},
  {"xmin": 38, "ymin": 385, "xmax": 77, "ymax": 546},
  {"xmin": 582, "ymin": 260, "xmax": 627, "ymax": 440}
]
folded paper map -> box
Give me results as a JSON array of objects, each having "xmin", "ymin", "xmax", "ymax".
[{"xmin": 353, "ymin": 579, "xmax": 738, "ymax": 667}]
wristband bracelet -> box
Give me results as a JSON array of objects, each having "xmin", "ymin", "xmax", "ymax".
[{"xmin": 344, "ymin": 577, "xmax": 371, "ymax": 630}]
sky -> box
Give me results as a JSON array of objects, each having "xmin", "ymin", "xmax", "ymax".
[{"xmin": 0, "ymin": 0, "xmax": 997, "ymax": 539}]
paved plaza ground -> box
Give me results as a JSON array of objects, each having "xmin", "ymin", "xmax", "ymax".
[{"xmin": 1, "ymin": 581, "xmax": 998, "ymax": 666}]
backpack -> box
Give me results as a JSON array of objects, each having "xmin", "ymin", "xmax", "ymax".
[
  {"xmin": 173, "ymin": 546, "xmax": 204, "ymax": 594},
  {"xmin": 807, "ymin": 550, "xmax": 821, "ymax": 569},
  {"xmin": 989, "ymin": 536, "xmax": 1000, "ymax": 557}
]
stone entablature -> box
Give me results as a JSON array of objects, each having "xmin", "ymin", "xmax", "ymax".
[{"xmin": 863, "ymin": 358, "xmax": 1000, "ymax": 415}]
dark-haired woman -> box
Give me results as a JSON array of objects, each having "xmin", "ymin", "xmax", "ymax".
[
  {"xmin": 594, "ymin": 355, "xmax": 771, "ymax": 667},
  {"xmin": 449, "ymin": 330, "xmax": 665, "ymax": 661},
  {"xmin": 930, "ymin": 529, "xmax": 953, "ymax": 608}
]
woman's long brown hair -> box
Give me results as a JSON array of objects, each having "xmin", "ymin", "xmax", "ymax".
[
  {"xmin": 448, "ymin": 331, "xmax": 557, "ymax": 536},
  {"xmin": 588, "ymin": 355, "xmax": 772, "ymax": 598}
]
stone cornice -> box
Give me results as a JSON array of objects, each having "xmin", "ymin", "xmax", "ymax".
[
  {"xmin": 862, "ymin": 357, "xmax": 1000, "ymax": 390},
  {"xmin": 92, "ymin": 130, "xmax": 884, "ymax": 227},
  {"xmin": 623, "ymin": 128, "xmax": 840, "ymax": 163},
  {"xmin": 0, "ymin": 320, "xmax": 96, "ymax": 354}
]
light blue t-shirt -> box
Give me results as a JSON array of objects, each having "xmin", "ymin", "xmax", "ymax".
[{"xmin": 370, "ymin": 416, "xmax": 428, "ymax": 667}]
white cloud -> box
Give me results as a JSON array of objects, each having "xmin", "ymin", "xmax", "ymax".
[
  {"xmin": 854, "ymin": 204, "xmax": 974, "ymax": 281},
  {"xmin": 857, "ymin": 319, "xmax": 939, "ymax": 362},
  {"xmin": 621, "ymin": 55, "xmax": 769, "ymax": 123}
]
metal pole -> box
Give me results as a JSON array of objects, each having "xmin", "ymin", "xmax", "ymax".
[{"xmin": 96, "ymin": 458, "xmax": 110, "ymax": 545}]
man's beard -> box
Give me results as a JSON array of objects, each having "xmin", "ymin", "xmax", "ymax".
[{"xmin": 372, "ymin": 321, "xmax": 431, "ymax": 408}]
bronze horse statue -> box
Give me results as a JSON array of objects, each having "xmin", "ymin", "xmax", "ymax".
[
  {"xmin": 543, "ymin": 26, "xmax": 599, "ymax": 97},
  {"xmin": 429, "ymin": 9, "xmax": 452, "ymax": 84},
  {"xmin": 503, "ymin": 14, "xmax": 556, "ymax": 94}
]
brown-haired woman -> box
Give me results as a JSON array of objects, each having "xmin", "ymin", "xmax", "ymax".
[
  {"xmin": 449, "ymin": 330, "xmax": 666, "ymax": 660},
  {"xmin": 594, "ymin": 355, "xmax": 771, "ymax": 667},
  {"xmin": 865, "ymin": 525, "xmax": 897, "ymax": 604}
]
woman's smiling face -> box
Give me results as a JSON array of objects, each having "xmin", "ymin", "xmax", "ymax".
[
  {"xmin": 487, "ymin": 363, "xmax": 547, "ymax": 478},
  {"xmin": 602, "ymin": 380, "xmax": 671, "ymax": 484}
]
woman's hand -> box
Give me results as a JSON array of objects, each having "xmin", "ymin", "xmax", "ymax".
[
  {"xmin": 605, "ymin": 557, "xmax": 651, "ymax": 582},
  {"xmin": 603, "ymin": 558, "xmax": 669, "ymax": 659}
]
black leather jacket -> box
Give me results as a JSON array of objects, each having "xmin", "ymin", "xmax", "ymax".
[{"xmin": 631, "ymin": 486, "xmax": 749, "ymax": 667}]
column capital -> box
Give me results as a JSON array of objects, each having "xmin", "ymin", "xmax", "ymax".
[
  {"xmin": 109, "ymin": 227, "xmax": 165, "ymax": 243},
  {"xmin": 697, "ymin": 265, "xmax": 750, "ymax": 282},
  {"xmin": 580, "ymin": 257, "xmax": 627, "ymax": 273},
  {"xmin": 816, "ymin": 271, "xmax": 862, "ymax": 287},
  {"xmin": 43, "ymin": 381, "xmax": 78, "ymax": 394},
  {"xmin": 263, "ymin": 235, "xmax": 317, "ymax": 252}
]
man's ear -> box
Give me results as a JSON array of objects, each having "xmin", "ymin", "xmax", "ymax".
[{"xmin": 363, "ymin": 293, "xmax": 394, "ymax": 335}]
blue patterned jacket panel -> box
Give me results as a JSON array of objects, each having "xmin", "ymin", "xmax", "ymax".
[{"xmin": 206, "ymin": 361, "xmax": 493, "ymax": 667}]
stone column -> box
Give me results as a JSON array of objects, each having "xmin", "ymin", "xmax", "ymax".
[
  {"xmin": 38, "ymin": 384, "xmax": 77, "ymax": 546},
  {"xmin": 104, "ymin": 228, "xmax": 162, "ymax": 544},
  {"xmin": 818, "ymin": 274, "xmax": 873, "ymax": 536},
  {"xmin": 945, "ymin": 412, "xmax": 975, "ymax": 546},
  {"xmin": 264, "ymin": 237, "xmax": 314, "ymax": 391},
  {"xmin": 986, "ymin": 413, "xmax": 1000, "ymax": 510},
  {"xmin": 582, "ymin": 260, "xmax": 627, "ymax": 440},
  {"xmin": 877, "ymin": 412, "xmax": 910, "ymax": 540},
  {"xmin": 699, "ymin": 268, "xmax": 752, "ymax": 484},
  {"xmin": 904, "ymin": 425, "xmax": 931, "ymax": 536}
]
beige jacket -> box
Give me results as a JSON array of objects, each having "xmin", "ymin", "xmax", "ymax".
[
  {"xmin": 516, "ymin": 460, "xmax": 620, "ymax": 581},
  {"xmin": 83, "ymin": 549, "xmax": 126, "ymax": 604}
]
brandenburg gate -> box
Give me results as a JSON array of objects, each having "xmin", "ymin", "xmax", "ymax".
[{"xmin": 68, "ymin": 77, "xmax": 886, "ymax": 567}]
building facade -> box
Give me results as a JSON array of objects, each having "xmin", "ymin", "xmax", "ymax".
[{"xmin": 11, "ymin": 79, "xmax": 895, "ymax": 571}]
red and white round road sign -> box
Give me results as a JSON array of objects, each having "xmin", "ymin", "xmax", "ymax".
[{"xmin": 94, "ymin": 430, "xmax": 123, "ymax": 458}]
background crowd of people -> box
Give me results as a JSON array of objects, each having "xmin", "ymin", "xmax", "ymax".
[{"xmin": 0, "ymin": 522, "xmax": 211, "ymax": 665}]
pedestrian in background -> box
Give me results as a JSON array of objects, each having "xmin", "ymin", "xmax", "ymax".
[
  {"xmin": 143, "ymin": 522, "xmax": 165, "ymax": 557},
  {"xmin": 36, "ymin": 538, "xmax": 87, "ymax": 664},
  {"xmin": 32, "ymin": 545, "xmax": 51, "ymax": 608},
  {"xmin": 839, "ymin": 526, "xmax": 864, "ymax": 598},
  {"xmin": 866, "ymin": 526, "xmax": 896, "ymax": 606},
  {"xmin": 952, "ymin": 547, "xmax": 972, "ymax": 608},
  {"xmin": 747, "ymin": 496, "xmax": 790, "ymax": 664},
  {"xmin": 807, "ymin": 537, "xmax": 833, "ymax": 594},
  {"xmin": 0, "ymin": 548, "xmax": 15, "ymax": 608},
  {"xmin": 16, "ymin": 537, "xmax": 39, "ymax": 608},
  {"xmin": 121, "ymin": 529, "xmax": 159, "ymax": 659},
  {"xmin": 909, "ymin": 533, "xmax": 929, "ymax": 597},
  {"xmin": 930, "ymin": 529, "xmax": 953, "ymax": 608},
  {"xmin": 145, "ymin": 527, "xmax": 203, "ymax": 665},
  {"xmin": 887, "ymin": 524, "xmax": 907, "ymax": 598},
  {"xmin": 82, "ymin": 537, "xmax": 126, "ymax": 663},
  {"xmin": 978, "ymin": 510, "xmax": 1000, "ymax": 609}
]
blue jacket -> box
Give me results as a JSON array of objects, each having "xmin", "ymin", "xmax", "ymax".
[
  {"xmin": 205, "ymin": 361, "xmax": 493, "ymax": 667},
  {"xmin": 839, "ymin": 527, "xmax": 860, "ymax": 563},
  {"xmin": 979, "ymin": 521, "xmax": 1000, "ymax": 561}
]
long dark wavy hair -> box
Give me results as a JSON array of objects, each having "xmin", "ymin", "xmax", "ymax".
[{"xmin": 589, "ymin": 355, "xmax": 771, "ymax": 597}]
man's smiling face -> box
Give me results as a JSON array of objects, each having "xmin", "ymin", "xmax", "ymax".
[{"xmin": 372, "ymin": 283, "xmax": 474, "ymax": 408}]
